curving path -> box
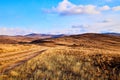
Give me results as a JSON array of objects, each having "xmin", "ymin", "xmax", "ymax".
[{"xmin": 0, "ymin": 47, "xmax": 48, "ymax": 75}]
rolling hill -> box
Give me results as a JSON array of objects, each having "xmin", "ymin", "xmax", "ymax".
[
  {"xmin": 0, "ymin": 33, "xmax": 65, "ymax": 44},
  {"xmin": 31, "ymin": 33, "xmax": 120, "ymax": 49}
]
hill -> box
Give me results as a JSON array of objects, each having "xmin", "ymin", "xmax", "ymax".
[
  {"xmin": 0, "ymin": 35, "xmax": 18, "ymax": 44},
  {"xmin": 0, "ymin": 33, "xmax": 65, "ymax": 44},
  {"xmin": 31, "ymin": 33, "xmax": 120, "ymax": 49},
  {"xmin": 0, "ymin": 35, "xmax": 39, "ymax": 44}
]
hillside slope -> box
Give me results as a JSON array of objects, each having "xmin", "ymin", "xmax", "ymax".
[{"xmin": 31, "ymin": 33, "xmax": 120, "ymax": 50}]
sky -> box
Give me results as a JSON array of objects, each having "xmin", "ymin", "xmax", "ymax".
[{"xmin": 0, "ymin": 0, "xmax": 120, "ymax": 35}]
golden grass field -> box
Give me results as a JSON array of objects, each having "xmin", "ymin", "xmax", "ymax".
[
  {"xmin": 0, "ymin": 44, "xmax": 47, "ymax": 74},
  {"xmin": 0, "ymin": 33, "xmax": 120, "ymax": 80},
  {"xmin": 0, "ymin": 44, "xmax": 37, "ymax": 53}
]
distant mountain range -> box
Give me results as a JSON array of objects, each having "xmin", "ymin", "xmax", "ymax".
[
  {"xmin": 25, "ymin": 33, "xmax": 120, "ymax": 37},
  {"xmin": 0, "ymin": 33, "xmax": 119, "ymax": 44},
  {"xmin": 0, "ymin": 33, "xmax": 66, "ymax": 44},
  {"xmin": 25, "ymin": 33, "xmax": 65, "ymax": 38},
  {"xmin": 102, "ymin": 33, "xmax": 120, "ymax": 36}
]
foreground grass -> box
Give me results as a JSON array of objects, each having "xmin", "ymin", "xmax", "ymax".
[
  {"xmin": 1, "ymin": 47, "xmax": 120, "ymax": 80},
  {"xmin": 0, "ymin": 44, "xmax": 46, "ymax": 75}
]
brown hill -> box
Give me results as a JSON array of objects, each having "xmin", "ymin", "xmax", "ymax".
[
  {"xmin": 31, "ymin": 33, "xmax": 120, "ymax": 49},
  {"xmin": 0, "ymin": 33, "xmax": 65, "ymax": 44},
  {"xmin": 0, "ymin": 35, "xmax": 41, "ymax": 44},
  {"xmin": 0, "ymin": 36, "xmax": 17, "ymax": 44}
]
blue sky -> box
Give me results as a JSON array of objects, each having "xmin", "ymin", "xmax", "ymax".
[{"xmin": 0, "ymin": 0, "xmax": 120, "ymax": 35}]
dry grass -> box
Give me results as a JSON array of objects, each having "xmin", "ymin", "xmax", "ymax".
[
  {"xmin": 0, "ymin": 44, "xmax": 47, "ymax": 74},
  {"xmin": 1, "ymin": 46, "xmax": 120, "ymax": 80},
  {"xmin": 0, "ymin": 44, "xmax": 37, "ymax": 53},
  {"xmin": 0, "ymin": 34, "xmax": 120, "ymax": 80}
]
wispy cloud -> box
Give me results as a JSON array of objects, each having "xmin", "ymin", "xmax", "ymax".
[
  {"xmin": 105, "ymin": 0, "xmax": 112, "ymax": 2},
  {"xmin": 101, "ymin": 18, "xmax": 113, "ymax": 23},
  {"xmin": 46, "ymin": 0, "xmax": 120, "ymax": 15},
  {"xmin": 50, "ymin": 15, "xmax": 120, "ymax": 34},
  {"xmin": 0, "ymin": 27, "xmax": 32, "ymax": 35},
  {"xmin": 112, "ymin": 6, "xmax": 120, "ymax": 11},
  {"xmin": 71, "ymin": 17, "xmax": 120, "ymax": 33},
  {"xmin": 99, "ymin": 5, "xmax": 110, "ymax": 11}
]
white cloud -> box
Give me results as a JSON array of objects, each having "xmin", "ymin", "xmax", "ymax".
[
  {"xmin": 49, "ymin": 0, "xmax": 112, "ymax": 15},
  {"xmin": 47, "ymin": 0, "xmax": 120, "ymax": 15},
  {"xmin": 51, "ymin": 0, "xmax": 101, "ymax": 15},
  {"xmin": 100, "ymin": 5, "xmax": 110, "ymax": 11},
  {"xmin": 0, "ymin": 27, "xmax": 32, "ymax": 35},
  {"xmin": 112, "ymin": 6, "xmax": 120, "ymax": 11}
]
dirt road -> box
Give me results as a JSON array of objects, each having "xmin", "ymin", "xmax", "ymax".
[{"xmin": 0, "ymin": 47, "xmax": 47, "ymax": 75}]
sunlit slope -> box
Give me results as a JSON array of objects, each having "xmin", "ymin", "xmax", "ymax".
[{"xmin": 0, "ymin": 44, "xmax": 47, "ymax": 74}]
